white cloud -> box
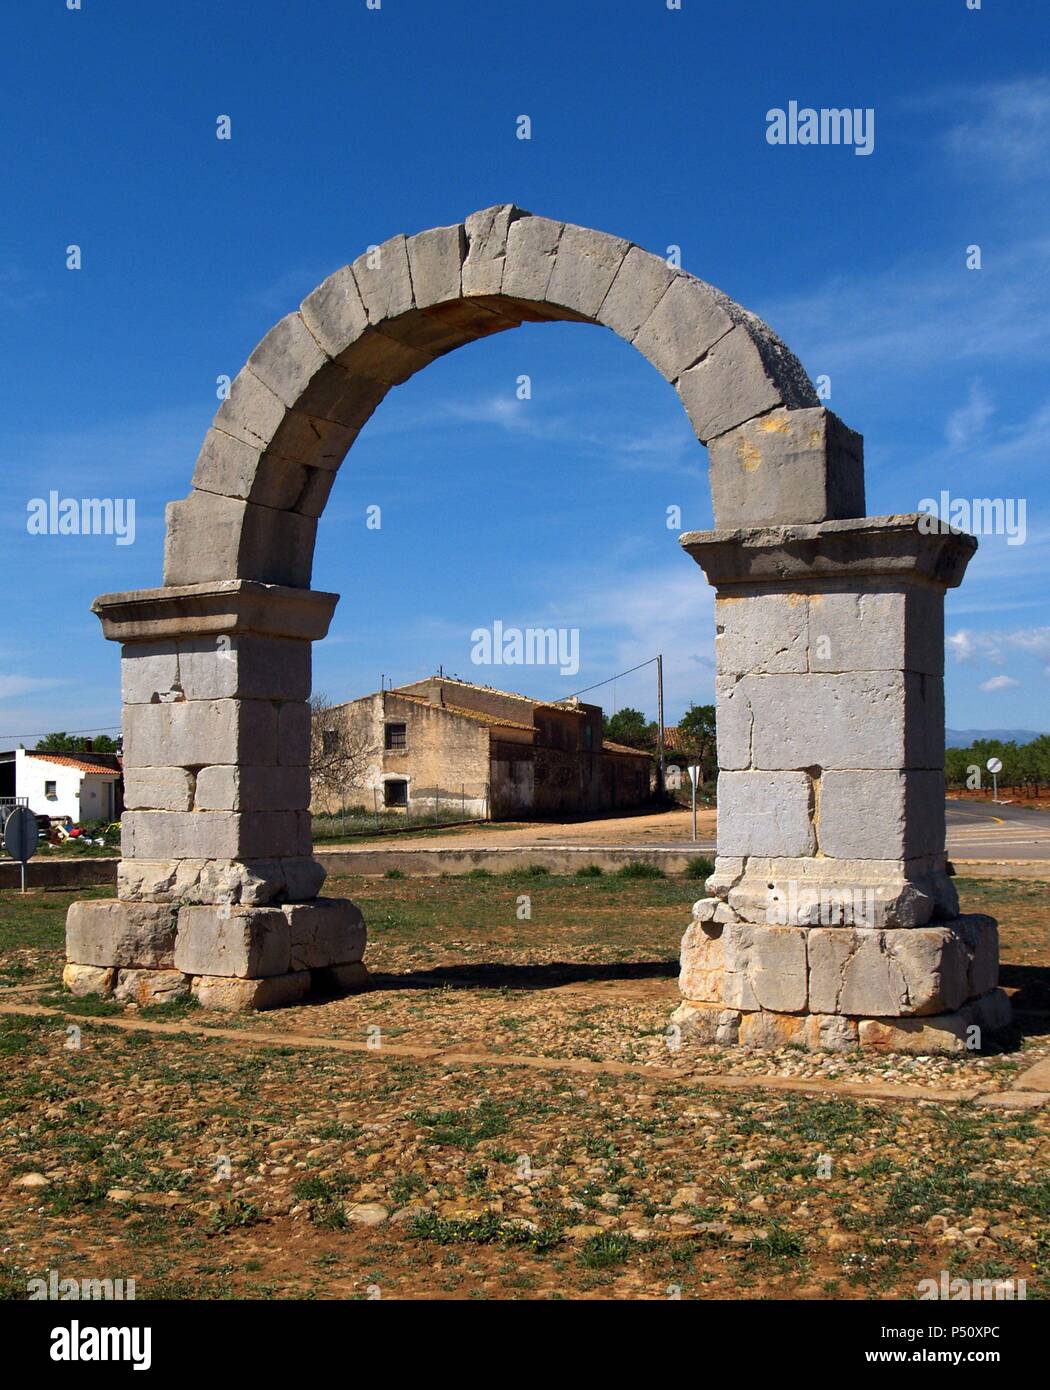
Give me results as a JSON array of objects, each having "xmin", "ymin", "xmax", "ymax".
[
  {"xmin": 942, "ymin": 77, "xmax": 1050, "ymax": 182},
  {"xmin": 0, "ymin": 675, "xmax": 68, "ymax": 701},
  {"xmin": 979, "ymin": 674, "xmax": 1021, "ymax": 692},
  {"xmin": 949, "ymin": 626, "xmax": 1050, "ymax": 665},
  {"xmin": 945, "ymin": 381, "xmax": 993, "ymax": 447}
]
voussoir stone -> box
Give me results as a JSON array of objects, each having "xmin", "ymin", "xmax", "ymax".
[{"xmin": 545, "ymin": 224, "xmax": 629, "ymax": 318}]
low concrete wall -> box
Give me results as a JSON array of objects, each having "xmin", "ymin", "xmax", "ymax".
[
  {"xmin": 317, "ymin": 845, "xmax": 711, "ymax": 877},
  {"xmin": 0, "ymin": 857, "xmax": 119, "ymax": 890}
]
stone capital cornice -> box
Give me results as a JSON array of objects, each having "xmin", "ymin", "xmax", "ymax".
[
  {"xmin": 92, "ymin": 581, "xmax": 340, "ymax": 643},
  {"xmin": 680, "ymin": 514, "xmax": 977, "ymax": 591}
]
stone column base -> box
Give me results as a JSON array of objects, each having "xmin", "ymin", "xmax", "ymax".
[
  {"xmin": 671, "ymin": 988, "xmax": 1012, "ymax": 1056},
  {"xmin": 671, "ymin": 899, "xmax": 1012, "ymax": 1055},
  {"xmin": 63, "ymin": 896, "xmax": 370, "ymax": 1012}
]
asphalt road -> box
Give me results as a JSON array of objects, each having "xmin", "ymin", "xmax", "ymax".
[{"xmin": 945, "ymin": 798, "xmax": 1050, "ymax": 862}]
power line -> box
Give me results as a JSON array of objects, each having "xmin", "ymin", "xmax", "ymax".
[
  {"xmin": 0, "ymin": 724, "xmax": 121, "ymax": 742},
  {"xmin": 566, "ymin": 657, "xmax": 659, "ymax": 700}
]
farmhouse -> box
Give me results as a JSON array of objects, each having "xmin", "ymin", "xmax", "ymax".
[
  {"xmin": 316, "ymin": 675, "xmax": 652, "ymax": 818},
  {"xmin": 0, "ymin": 747, "xmax": 122, "ymax": 824}
]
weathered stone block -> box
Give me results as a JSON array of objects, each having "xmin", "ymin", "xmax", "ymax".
[
  {"xmin": 744, "ymin": 671, "xmax": 939, "ymax": 772},
  {"xmin": 314, "ymin": 961, "xmax": 370, "ymax": 993},
  {"xmin": 66, "ymin": 900, "xmax": 178, "ymax": 969},
  {"xmin": 122, "ymin": 810, "xmax": 308, "ymax": 862},
  {"xmin": 502, "ymin": 216, "xmax": 563, "ymax": 303},
  {"xmin": 63, "ymin": 963, "xmax": 115, "ymax": 998},
  {"xmin": 194, "ymin": 765, "xmax": 311, "ymax": 813},
  {"xmin": 122, "ymin": 697, "xmax": 279, "ymax": 768},
  {"xmin": 211, "ymin": 366, "xmax": 286, "ymax": 451},
  {"xmin": 738, "ymin": 1009, "xmax": 806, "ymax": 1049},
  {"xmin": 808, "ymin": 587, "xmax": 942, "ymax": 677},
  {"xmin": 722, "ymin": 923, "xmax": 808, "ymax": 1013},
  {"xmin": 858, "ymin": 990, "xmax": 1010, "ymax": 1055},
  {"xmin": 406, "ymin": 224, "xmax": 465, "ymax": 308},
  {"xmin": 808, "ymin": 924, "xmax": 970, "ymax": 1017},
  {"xmin": 545, "ymin": 224, "xmax": 629, "ymax": 318},
  {"xmin": 819, "ymin": 770, "xmax": 945, "ymax": 861},
  {"xmin": 114, "ymin": 968, "xmax": 190, "ymax": 1006},
  {"xmin": 462, "ymin": 204, "xmax": 522, "ymax": 296},
  {"xmin": 191, "ymin": 428, "xmax": 307, "ymax": 511},
  {"xmin": 633, "ymin": 275, "xmax": 733, "ymax": 383},
  {"xmin": 351, "ymin": 235, "xmax": 415, "ymax": 323},
  {"xmin": 164, "ymin": 490, "xmax": 318, "ymax": 588},
  {"xmin": 175, "ymin": 906, "xmax": 291, "ymax": 978},
  {"xmin": 597, "ymin": 247, "xmax": 678, "ymax": 340},
  {"xmin": 300, "ymin": 263, "xmax": 369, "ymax": 359},
  {"xmin": 676, "ymin": 323, "xmax": 784, "ymax": 440},
  {"xmin": 284, "ymin": 898, "xmax": 366, "ymax": 970},
  {"xmin": 707, "ymin": 407, "xmax": 865, "ymax": 527},
  {"xmin": 192, "ymin": 970, "xmax": 311, "ymax": 1012},
  {"xmin": 278, "ymin": 701, "xmax": 311, "ymax": 765},
  {"xmin": 669, "ymin": 999, "xmax": 741, "ymax": 1047},
  {"xmin": 714, "ymin": 675, "xmax": 752, "ymax": 771},
  {"xmin": 729, "ymin": 858, "xmax": 956, "ymax": 929},
  {"xmin": 717, "ymin": 771, "xmax": 815, "ymax": 857},
  {"xmin": 122, "ymin": 767, "xmax": 195, "ymax": 812},
  {"xmin": 119, "ymin": 856, "xmax": 326, "ymax": 906},
  {"xmin": 957, "ymin": 915, "xmax": 1000, "ymax": 997},
  {"xmin": 803, "ymin": 1013, "xmax": 858, "ymax": 1053},
  {"xmin": 246, "ymin": 312, "xmax": 328, "ymax": 410},
  {"xmin": 678, "ymin": 919, "xmax": 724, "ymax": 1002},
  {"xmin": 176, "ymin": 636, "xmax": 311, "ymax": 703},
  {"xmin": 716, "ymin": 594, "xmax": 808, "ymax": 675}
]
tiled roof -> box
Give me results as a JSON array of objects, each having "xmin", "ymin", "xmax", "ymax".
[
  {"xmin": 602, "ymin": 740, "xmax": 653, "ymax": 759},
  {"xmin": 397, "ymin": 676, "xmax": 582, "ymax": 714},
  {"xmin": 387, "ymin": 691, "xmax": 535, "ymax": 733},
  {"xmin": 27, "ymin": 753, "xmax": 120, "ymax": 776}
]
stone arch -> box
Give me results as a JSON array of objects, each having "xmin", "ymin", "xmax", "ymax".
[
  {"xmin": 164, "ymin": 206, "xmax": 851, "ymax": 589},
  {"xmin": 68, "ymin": 207, "xmax": 1005, "ymax": 1054}
]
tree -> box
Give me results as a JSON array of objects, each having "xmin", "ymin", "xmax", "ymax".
[
  {"xmin": 677, "ymin": 703, "xmax": 717, "ymax": 787},
  {"xmin": 35, "ymin": 733, "xmax": 119, "ymax": 754},
  {"xmin": 603, "ymin": 707, "xmax": 656, "ymax": 750},
  {"xmin": 309, "ymin": 694, "xmax": 375, "ymax": 812}
]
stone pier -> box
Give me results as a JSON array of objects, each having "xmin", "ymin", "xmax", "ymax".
[
  {"xmin": 671, "ymin": 515, "xmax": 1010, "ymax": 1054},
  {"xmin": 63, "ymin": 581, "xmax": 367, "ymax": 1009}
]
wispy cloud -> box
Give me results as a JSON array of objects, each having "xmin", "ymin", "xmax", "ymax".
[
  {"xmin": 940, "ymin": 76, "xmax": 1050, "ymax": 182},
  {"xmin": 948, "ymin": 626, "xmax": 1050, "ymax": 666},
  {"xmin": 980, "ymin": 674, "xmax": 1021, "ymax": 692},
  {"xmin": 0, "ymin": 675, "xmax": 69, "ymax": 701},
  {"xmin": 945, "ymin": 381, "xmax": 993, "ymax": 447}
]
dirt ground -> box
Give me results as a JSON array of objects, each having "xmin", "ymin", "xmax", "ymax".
[
  {"xmin": 0, "ymin": 872, "xmax": 1047, "ymax": 1301},
  {"xmin": 324, "ymin": 805, "xmax": 718, "ymax": 849}
]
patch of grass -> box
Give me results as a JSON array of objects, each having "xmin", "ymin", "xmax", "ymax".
[
  {"xmin": 409, "ymin": 1100, "xmax": 513, "ymax": 1149},
  {"xmin": 614, "ymin": 862, "xmax": 665, "ymax": 880},
  {"xmin": 139, "ymin": 995, "xmax": 201, "ymax": 1020},
  {"xmin": 384, "ymin": 869, "xmax": 405, "ymax": 879},
  {"xmin": 410, "ymin": 1210, "xmax": 563, "ymax": 1252},
  {"xmin": 208, "ymin": 1197, "xmax": 262, "ymax": 1234},
  {"xmin": 577, "ymin": 1232, "xmax": 637, "ymax": 1269},
  {"xmin": 574, "ymin": 865, "xmax": 604, "ymax": 878},
  {"xmin": 683, "ymin": 856, "xmax": 714, "ymax": 880}
]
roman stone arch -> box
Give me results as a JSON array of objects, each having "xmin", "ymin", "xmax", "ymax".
[{"xmin": 65, "ymin": 207, "xmax": 1008, "ymax": 1053}]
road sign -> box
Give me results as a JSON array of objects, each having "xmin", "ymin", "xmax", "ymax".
[
  {"xmin": 3, "ymin": 805, "xmax": 38, "ymax": 894},
  {"xmin": 687, "ymin": 765, "xmax": 701, "ymax": 842},
  {"xmin": 986, "ymin": 757, "xmax": 1003, "ymax": 802}
]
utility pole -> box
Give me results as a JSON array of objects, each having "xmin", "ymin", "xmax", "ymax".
[{"xmin": 656, "ymin": 654, "xmax": 666, "ymax": 800}]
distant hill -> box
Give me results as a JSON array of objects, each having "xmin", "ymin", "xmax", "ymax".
[{"xmin": 946, "ymin": 728, "xmax": 1047, "ymax": 747}]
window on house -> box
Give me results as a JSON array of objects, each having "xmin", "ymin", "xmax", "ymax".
[
  {"xmin": 44, "ymin": 781, "xmax": 57, "ymax": 798},
  {"xmin": 322, "ymin": 728, "xmax": 338, "ymax": 754},
  {"xmin": 385, "ymin": 722, "xmax": 407, "ymax": 750},
  {"xmin": 384, "ymin": 779, "xmax": 408, "ymax": 807}
]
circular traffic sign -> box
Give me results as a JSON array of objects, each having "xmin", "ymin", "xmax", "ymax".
[
  {"xmin": 3, "ymin": 806, "xmax": 39, "ymax": 862},
  {"xmin": 986, "ymin": 757, "xmax": 1003, "ymax": 775}
]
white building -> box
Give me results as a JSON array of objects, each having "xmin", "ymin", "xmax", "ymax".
[{"xmin": 0, "ymin": 748, "xmax": 121, "ymax": 824}]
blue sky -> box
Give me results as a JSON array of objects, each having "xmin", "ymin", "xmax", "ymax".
[{"xmin": 1, "ymin": 0, "xmax": 1048, "ymax": 743}]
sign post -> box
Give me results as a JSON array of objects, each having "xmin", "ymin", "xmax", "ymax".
[
  {"xmin": 986, "ymin": 756, "xmax": 1003, "ymax": 803},
  {"xmin": 3, "ymin": 805, "xmax": 39, "ymax": 895},
  {"xmin": 687, "ymin": 764, "xmax": 701, "ymax": 843}
]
